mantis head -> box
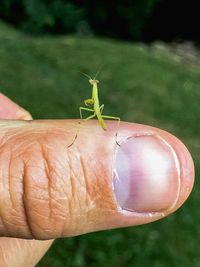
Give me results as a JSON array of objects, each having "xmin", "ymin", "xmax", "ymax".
[{"xmin": 89, "ymin": 79, "xmax": 99, "ymax": 85}]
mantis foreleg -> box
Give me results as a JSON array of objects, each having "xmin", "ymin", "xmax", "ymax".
[{"xmin": 79, "ymin": 107, "xmax": 94, "ymax": 119}]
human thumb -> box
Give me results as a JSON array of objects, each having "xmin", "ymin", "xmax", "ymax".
[{"xmin": 0, "ymin": 118, "xmax": 194, "ymax": 240}]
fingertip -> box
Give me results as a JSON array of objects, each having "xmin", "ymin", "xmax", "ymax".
[
  {"xmin": 0, "ymin": 93, "xmax": 32, "ymax": 120},
  {"xmin": 109, "ymin": 122, "xmax": 195, "ymax": 227}
]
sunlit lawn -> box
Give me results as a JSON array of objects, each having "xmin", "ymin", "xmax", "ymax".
[{"xmin": 0, "ymin": 21, "xmax": 199, "ymax": 267}]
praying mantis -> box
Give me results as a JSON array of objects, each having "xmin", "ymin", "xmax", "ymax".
[{"xmin": 68, "ymin": 72, "xmax": 120, "ymax": 147}]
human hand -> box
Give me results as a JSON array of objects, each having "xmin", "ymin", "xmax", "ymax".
[
  {"xmin": 0, "ymin": 93, "xmax": 53, "ymax": 267},
  {"xmin": 0, "ymin": 93, "xmax": 194, "ymax": 266}
]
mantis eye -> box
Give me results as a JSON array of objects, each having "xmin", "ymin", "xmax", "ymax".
[{"xmin": 89, "ymin": 79, "xmax": 93, "ymax": 84}]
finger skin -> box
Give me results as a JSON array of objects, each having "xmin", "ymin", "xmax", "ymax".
[
  {"xmin": 0, "ymin": 119, "xmax": 194, "ymax": 240},
  {"xmin": 0, "ymin": 238, "xmax": 52, "ymax": 267},
  {"xmin": 0, "ymin": 93, "xmax": 31, "ymax": 120},
  {"xmin": 0, "ymin": 93, "xmax": 53, "ymax": 267}
]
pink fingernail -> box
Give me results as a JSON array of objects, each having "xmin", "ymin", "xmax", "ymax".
[{"xmin": 113, "ymin": 135, "xmax": 180, "ymax": 213}]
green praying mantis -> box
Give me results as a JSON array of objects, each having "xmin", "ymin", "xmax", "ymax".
[{"xmin": 68, "ymin": 72, "xmax": 120, "ymax": 147}]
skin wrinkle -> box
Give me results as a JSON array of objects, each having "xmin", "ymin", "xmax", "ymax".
[
  {"xmin": 78, "ymin": 154, "xmax": 105, "ymax": 228},
  {"xmin": 20, "ymin": 132, "xmax": 58, "ymax": 239},
  {"xmin": 38, "ymin": 140, "xmax": 70, "ymax": 238},
  {"xmin": 6, "ymin": 158, "xmax": 32, "ymax": 236},
  {"xmin": 75, "ymin": 158, "xmax": 89, "ymax": 214},
  {"xmin": 22, "ymin": 160, "xmax": 36, "ymax": 239},
  {"xmin": 8, "ymin": 152, "xmax": 15, "ymax": 211},
  {"xmin": 58, "ymin": 147, "xmax": 81, "ymax": 236},
  {"xmin": 65, "ymin": 148, "xmax": 90, "ymax": 235},
  {"xmin": 79, "ymin": 155, "xmax": 91, "ymax": 210},
  {"xmin": 23, "ymin": 156, "xmax": 55, "ymax": 239},
  {"xmin": 25, "ymin": 213, "xmax": 51, "ymax": 236},
  {"xmin": 8, "ymin": 175, "xmax": 25, "ymax": 213},
  {"xmin": 0, "ymin": 144, "xmax": 22, "ymax": 236},
  {"xmin": 68, "ymin": 149, "xmax": 88, "ymax": 216},
  {"xmin": 0, "ymin": 130, "xmax": 20, "ymax": 147},
  {"xmin": 86, "ymin": 158, "xmax": 102, "ymax": 213},
  {"xmin": 65, "ymin": 152, "xmax": 76, "ymax": 223},
  {"xmin": 0, "ymin": 201, "xmax": 8, "ymax": 236},
  {"xmin": 0, "ymin": 153, "xmax": 9, "ymax": 236},
  {"xmin": 0, "ymin": 127, "xmax": 34, "ymax": 152},
  {"xmin": 6, "ymin": 131, "xmax": 61, "ymax": 237},
  {"xmin": 28, "ymin": 211, "xmax": 57, "ymax": 239},
  {"xmin": 0, "ymin": 213, "xmax": 8, "ymax": 237},
  {"xmin": 93, "ymin": 159, "xmax": 110, "ymax": 208},
  {"xmin": 39, "ymin": 142, "xmax": 53, "ymax": 222},
  {"xmin": 27, "ymin": 159, "xmax": 54, "ymax": 236}
]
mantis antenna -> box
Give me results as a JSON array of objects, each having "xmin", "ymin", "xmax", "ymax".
[
  {"xmin": 79, "ymin": 65, "xmax": 102, "ymax": 80},
  {"xmin": 79, "ymin": 71, "xmax": 92, "ymax": 80}
]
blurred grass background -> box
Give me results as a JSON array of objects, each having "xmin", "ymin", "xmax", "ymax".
[{"xmin": 0, "ymin": 21, "xmax": 199, "ymax": 267}]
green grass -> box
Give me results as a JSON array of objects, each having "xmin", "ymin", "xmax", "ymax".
[{"xmin": 0, "ymin": 21, "xmax": 199, "ymax": 267}]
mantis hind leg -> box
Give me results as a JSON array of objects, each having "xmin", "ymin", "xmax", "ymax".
[
  {"xmin": 80, "ymin": 106, "xmax": 96, "ymax": 121},
  {"xmin": 84, "ymin": 114, "xmax": 96, "ymax": 120},
  {"xmin": 101, "ymin": 115, "xmax": 120, "ymax": 125},
  {"xmin": 99, "ymin": 104, "xmax": 104, "ymax": 114},
  {"xmin": 101, "ymin": 115, "xmax": 121, "ymax": 146}
]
